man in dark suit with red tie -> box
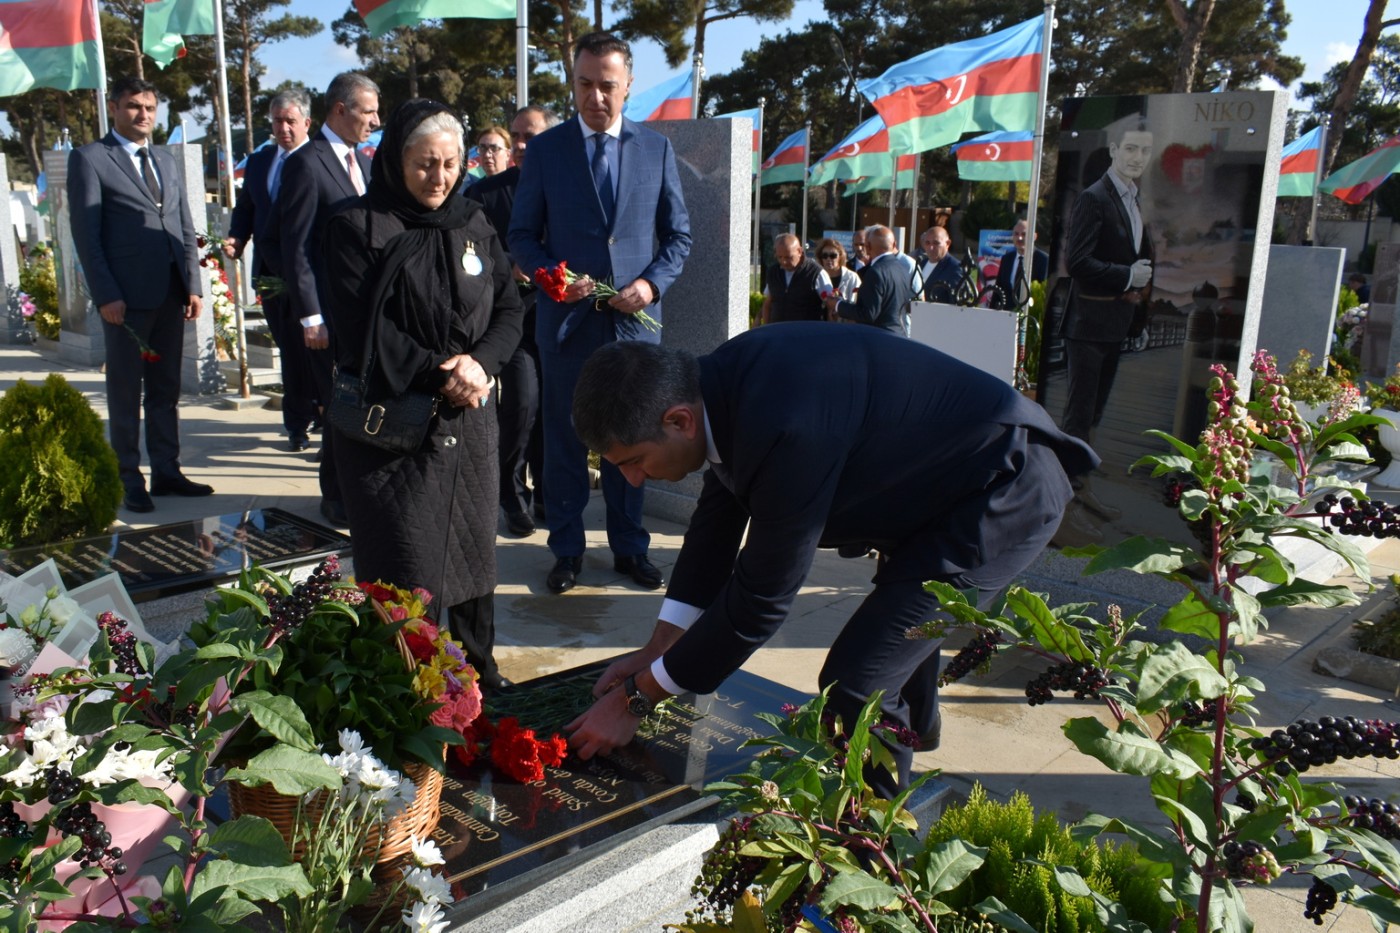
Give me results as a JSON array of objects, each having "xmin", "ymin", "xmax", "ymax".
[
  {"xmin": 508, "ymin": 32, "xmax": 691, "ymax": 595},
  {"xmin": 561, "ymin": 326, "xmax": 1097, "ymax": 796},
  {"xmin": 225, "ymin": 88, "xmax": 316, "ymax": 452},
  {"xmin": 273, "ymin": 72, "xmax": 380, "ymax": 527},
  {"xmin": 68, "ymin": 76, "xmax": 209, "ymax": 514}
]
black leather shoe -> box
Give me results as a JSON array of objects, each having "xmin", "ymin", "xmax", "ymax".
[
  {"xmin": 916, "ymin": 713, "xmax": 942, "ymax": 752},
  {"xmin": 547, "ymin": 556, "xmax": 582, "ymax": 593},
  {"xmin": 505, "ymin": 510, "xmax": 536, "ymax": 537},
  {"xmin": 837, "ymin": 543, "xmax": 873, "ymax": 559},
  {"xmin": 319, "ymin": 499, "xmax": 349, "ymax": 527},
  {"xmin": 123, "ymin": 488, "xmax": 155, "ymax": 513},
  {"xmin": 150, "ymin": 474, "xmax": 214, "ymax": 497},
  {"xmin": 478, "ymin": 671, "xmax": 513, "ymax": 691},
  {"xmin": 288, "ymin": 434, "xmax": 310, "ymax": 452},
  {"xmin": 613, "ymin": 554, "xmax": 664, "ymax": 590}
]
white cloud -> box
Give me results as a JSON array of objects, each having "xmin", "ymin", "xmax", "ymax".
[{"xmin": 1325, "ymin": 41, "xmax": 1354, "ymax": 66}]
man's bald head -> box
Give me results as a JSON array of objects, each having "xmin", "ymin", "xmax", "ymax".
[{"xmin": 866, "ymin": 225, "xmax": 895, "ymax": 255}]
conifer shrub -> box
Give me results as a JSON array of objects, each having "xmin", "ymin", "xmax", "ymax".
[{"xmin": 0, "ymin": 374, "xmax": 121, "ymax": 547}]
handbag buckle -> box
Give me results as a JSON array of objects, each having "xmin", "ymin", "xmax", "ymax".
[{"xmin": 365, "ymin": 405, "xmax": 386, "ymax": 435}]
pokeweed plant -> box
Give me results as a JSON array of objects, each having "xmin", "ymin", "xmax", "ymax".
[{"xmin": 919, "ymin": 352, "xmax": 1400, "ymax": 932}]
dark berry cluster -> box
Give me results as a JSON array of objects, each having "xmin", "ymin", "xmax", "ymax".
[
  {"xmin": 940, "ymin": 629, "xmax": 1004, "ymax": 686},
  {"xmin": 0, "ymin": 802, "xmax": 31, "ymax": 882},
  {"xmin": 690, "ymin": 820, "xmax": 765, "ymax": 916},
  {"xmin": 97, "ymin": 611, "xmax": 141, "ymax": 675},
  {"xmin": 46, "ymin": 767, "xmax": 125, "ymax": 873},
  {"xmin": 1221, "ymin": 840, "xmax": 1274, "ymax": 881},
  {"xmin": 1234, "ymin": 790, "xmax": 1257, "ymax": 812},
  {"xmin": 1342, "ymin": 796, "xmax": 1400, "ymax": 839},
  {"xmin": 1303, "ymin": 878, "xmax": 1338, "ymax": 925},
  {"xmin": 1025, "ymin": 663, "xmax": 1114, "ymax": 706},
  {"xmin": 1250, "ymin": 716, "xmax": 1399, "ymax": 776},
  {"xmin": 1179, "ymin": 699, "xmax": 1217, "ymax": 728},
  {"xmin": 1315, "ymin": 494, "xmax": 1400, "ymax": 538},
  {"xmin": 267, "ymin": 556, "xmax": 342, "ymax": 632}
]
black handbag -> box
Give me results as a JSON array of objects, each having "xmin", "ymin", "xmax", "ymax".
[{"xmin": 326, "ymin": 220, "xmax": 440, "ymax": 455}]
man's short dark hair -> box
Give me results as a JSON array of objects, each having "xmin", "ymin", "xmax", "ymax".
[
  {"xmin": 573, "ymin": 32, "xmax": 633, "ymax": 72},
  {"xmin": 514, "ymin": 104, "xmax": 560, "ymax": 129},
  {"xmin": 108, "ymin": 76, "xmax": 158, "ymax": 103},
  {"xmin": 325, "ymin": 72, "xmax": 379, "ymax": 112},
  {"xmin": 573, "ymin": 342, "xmax": 701, "ymax": 451}
]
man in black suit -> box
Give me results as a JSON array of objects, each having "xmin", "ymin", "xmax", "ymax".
[
  {"xmin": 917, "ymin": 225, "xmax": 961, "ymax": 303},
  {"xmin": 466, "ymin": 104, "xmax": 559, "ymax": 538},
  {"xmin": 990, "ymin": 217, "xmax": 1049, "ymax": 310},
  {"xmin": 760, "ymin": 233, "xmax": 831, "ymax": 324},
  {"xmin": 225, "ymin": 88, "xmax": 315, "ymax": 452},
  {"xmin": 68, "ymin": 76, "xmax": 210, "ymax": 513},
  {"xmin": 1060, "ymin": 124, "xmax": 1154, "ymax": 529},
  {"xmin": 824, "ymin": 225, "xmax": 914, "ymax": 334},
  {"xmin": 562, "ymin": 327, "xmax": 1096, "ymax": 795},
  {"xmin": 274, "ymin": 72, "xmax": 380, "ymax": 527}
]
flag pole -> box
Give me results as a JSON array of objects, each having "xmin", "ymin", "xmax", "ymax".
[
  {"xmin": 887, "ymin": 152, "xmax": 896, "ymax": 229},
  {"xmin": 1018, "ymin": 0, "xmax": 1055, "ymax": 389},
  {"xmin": 909, "ymin": 152, "xmax": 921, "ymax": 247},
  {"xmin": 690, "ymin": 52, "xmax": 703, "ymax": 119},
  {"xmin": 801, "ymin": 119, "xmax": 811, "ymax": 243},
  {"xmin": 1308, "ymin": 114, "xmax": 1330, "ymax": 245},
  {"xmin": 89, "ymin": 0, "xmax": 109, "ymax": 136},
  {"xmin": 515, "ymin": 0, "xmax": 529, "ymax": 107},
  {"xmin": 753, "ymin": 98, "xmax": 765, "ymax": 274},
  {"xmin": 212, "ymin": 0, "xmax": 248, "ymax": 399}
]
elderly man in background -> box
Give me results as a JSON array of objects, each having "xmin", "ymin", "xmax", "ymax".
[
  {"xmin": 824, "ymin": 226, "xmax": 914, "ymax": 335},
  {"xmin": 917, "ymin": 226, "xmax": 961, "ymax": 303},
  {"xmin": 761, "ymin": 233, "xmax": 831, "ymax": 325}
]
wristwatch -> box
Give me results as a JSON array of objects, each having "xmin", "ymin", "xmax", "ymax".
[{"xmin": 623, "ymin": 674, "xmax": 655, "ymax": 717}]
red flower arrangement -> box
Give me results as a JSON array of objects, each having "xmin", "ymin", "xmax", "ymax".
[
  {"xmin": 454, "ymin": 714, "xmax": 568, "ymax": 783},
  {"xmin": 123, "ymin": 323, "xmax": 161, "ymax": 362},
  {"xmin": 532, "ymin": 261, "xmax": 661, "ymax": 333}
]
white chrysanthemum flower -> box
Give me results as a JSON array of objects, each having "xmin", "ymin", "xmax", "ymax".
[
  {"xmin": 337, "ymin": 729, "xmax": 367, "ymax": 758},
  {"xmin": 45, "ymin": 596, "xmax": 81, "ymax": 627},
  {"xmin": 401, "ymin": 866, "xmax": 452, "ymax": 906},
  {"xmin": 409, "ymin": 835, "xmax": 445, "ymax": 868},
  {"xmin": 401, "ymin": 899, "xmax": 448, "ymax": 933}
]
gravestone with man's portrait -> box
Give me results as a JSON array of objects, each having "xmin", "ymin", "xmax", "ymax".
[{"xmin": 1037, "ymin": 91, "xmax": 1287, "ymax": 548}]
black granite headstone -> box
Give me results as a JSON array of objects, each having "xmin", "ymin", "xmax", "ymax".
[
  {"xmin": 439, "ymin": 660, "xmax": 808, "ymax": 916},
  {"xmin": 0, "ymin": 508, "xmax": 349, "ymax": 602}
]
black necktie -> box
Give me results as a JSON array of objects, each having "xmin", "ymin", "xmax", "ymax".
[
  {"xmin": 137, "ymin": 148, "xmax": 161, "ymax": 205},
  {"xmin": 591, "ymin": 133, "xmax": 615, "ymax": 226}
]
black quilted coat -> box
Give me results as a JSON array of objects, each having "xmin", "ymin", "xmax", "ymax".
[{"xmin": 322, "ymin": 201, "xmax": 523, "ymax": 607}]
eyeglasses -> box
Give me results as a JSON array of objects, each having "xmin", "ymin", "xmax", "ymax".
[
  {"xmin": 478, "ymin": 144, "xmax": 507, "ymax": 154},
  {"xmin": 818, "ymin": 252, "xmax": 839, "ymax": 260}
]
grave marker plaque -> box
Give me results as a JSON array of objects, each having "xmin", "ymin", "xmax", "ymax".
[
  {"xmin": 439, "ymin": 661, "xmax": 808, "ymax": 918},
  {"xmin": 0, "ymin": 508, "xmax": 349, "ymax": 602}
]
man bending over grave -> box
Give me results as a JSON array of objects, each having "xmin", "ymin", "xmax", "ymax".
[{"xmin": 563, "ymin": 324, "xmax": 1096, "ymax": 796}]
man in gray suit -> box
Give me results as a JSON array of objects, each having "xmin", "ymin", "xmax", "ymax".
[{"xmin": 68, "ymin": 76, "xmax": 209, "ymax": 514}]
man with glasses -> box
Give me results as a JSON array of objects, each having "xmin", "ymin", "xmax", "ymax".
[{"xmin": 761, "ymin": 233, "xmax": 831, "ymax": 325}]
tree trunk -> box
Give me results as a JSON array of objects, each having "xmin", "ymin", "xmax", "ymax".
[
  {"xmin": 593, "ymin": 0, "xmax": 602, "ymax": 31},
  {"xmin": 1325, "ymin": 0, "xmax": 1394, "ymax": 177},
  {"xmin": 694, "ymin": 10, "xmax": 706, "ymax": 62},
  {"xmin": 408, "ymin": 39, "xmax": 420, "ymax": 99},
  {"xmin": 239, "ymin": 7, "xmax": 256, "ymax": 156},
  {"xmin": 1165, "ymin": 0, "xmax": 1217, "ymax": 93}
]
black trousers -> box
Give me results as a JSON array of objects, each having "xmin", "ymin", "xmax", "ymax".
[
  {"xmin": 1062, "ymin": 337, "xmax": 1122, "ymax": 443},
  {"xmin": 497, "ymin": 344, "xmax": 544, "ymax": 514},
  {"xmin": 103, "ymin": 267, "xmax": 187, "ymax": 493},
  {"xmin": 261, "ymin": 290, "xmax": 316, "ymax": 438},
  {"xmin": 305, "ymin": 342, "xmax": 341, "ymax": 503},
  {"xmin": 446, "ymin": 593, "xmax": 497, "ymax": 680}
]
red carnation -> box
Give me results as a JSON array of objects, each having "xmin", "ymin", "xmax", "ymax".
[
  {"xmin": 533, "ymin": 262, "xmax": 571, "ymax": 303},
  {"xmin": 403, "ymin": 632, "xmax": 435, "ymax": 663},
  {"xmin": 538, "ymin": 733, "xmax": 568, "ymax": 768}
]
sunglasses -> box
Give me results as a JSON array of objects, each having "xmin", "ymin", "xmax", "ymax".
[
  {"xmin": 818, "ymin": 252, "xmax": 839, "ymax": 260},
  {"xmin": 478, "ymin": 144, "xmax": 507, "ymax": 154}
]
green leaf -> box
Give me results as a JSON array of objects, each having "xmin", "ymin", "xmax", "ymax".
[
  {"xmin": 817, "ymin": 869, "xmax": 902, "ymax": 911},
  {"xmin": 970, "ymin": 896, "xmax": 1040, "ymax": 933},
  {"xmin": 1144, "ymin": 429, "xmax": 1200, "ymax": 459},
  {"xmin": 1350, "ymin": 891, "xmax": 1400, "ymax": 924},
  {"xmin": 190, "ymin": 860, "xmax": 312, "ymax": 901},
  {"xmin": 1255, "ymin": 578, "xmax": 1360, "ymax": 609},
  {"xmin": 230, "ymin": 690, "xmax": 317, "ymax": 752},
  {"xmin": 1157, "ymin": 592, "xmax": 1226, "ymax": 640},
  {"xmin": 206, "ymin": 815, "xmax": 292, "ymax": 867},
  {"xmin": 1063, "ymin": 718, "xmax": 1195, "ymax": 778},
  {"xmin": 193, "ymin": 643, "xmax": 244, "ymax": 661},
  {"xmin": 1081, "ymin": 535, "xmax": 1201, "ymax": 576},
  {"xmin": 31, "ymin": 836, "xmax": 82, "ymax": 875},
  {"xmin": 1135, "ymin": 643, "xmax": 1229, "ymax": 714},
  {"xmin": 920, "ymin": 838, "xmax": 987, "ymax": 895},
  {"xmin": 1004, "ymin": 588, "xmax": 1092, "ymax": 662},
  {"xmin": 1229, "ymin": 587, "xmax": 1264, "ymax": 643},
  {"xmin": 762, "ymin": 862, "xmax": 806, "ymax": 917},
  {"xmin": 69, "ymin": 697, "xmax": 119, "ymax": 735},
  {"xmin": 224, "ymin": 745, "xmax": 340, "ymax": 796},
  {"xmin": 182, "ymin": 889, "xmax": 263, "ymax": 926}
]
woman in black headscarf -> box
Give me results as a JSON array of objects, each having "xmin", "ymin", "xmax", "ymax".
[{"xmin": 322, "ymin": 99, "xmax": 522, "ymax": 689}]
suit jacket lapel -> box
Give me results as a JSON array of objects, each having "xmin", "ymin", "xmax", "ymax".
[
  {"xmin": 105, "ymin": 135, "xmax": 157, "ymax": 206},
  {"xmin": 315, "ymin": 138, "xmax": 357, "ymax": 199},
  {"xmin": 1104, "ymin": 176, "xmax": 1135, "ymax": 249},
  {"xmin": 613, "ymin": 119, "xmax": 638, "ymax": 227},
  {"xmin": 568, "ymin": 120, "xmax": 611, "ymax": 228}
]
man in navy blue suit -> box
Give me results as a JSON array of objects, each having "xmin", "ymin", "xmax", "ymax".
[
  {"xmin": 508, "ymin": 32, "xmax": 692, "ymax": 595},
  {"xmin": 561, "ymin": 327, "xmax": 1096, "ymax": 796},
  {"xmin": 225, "ymin": 88, "xmax": 316, "ymax": 452},
  {"xmin": 270, "ymin": 72, "xmax": 380, "ymax": 527},
  {"xmin": 990, "ymin": 217, "xmax": 1049, "ymax": 310}
]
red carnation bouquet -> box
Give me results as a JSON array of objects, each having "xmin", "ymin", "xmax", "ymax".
[
  {"xmin": 533, "ymin": 261, "xmax": 661, "ymax": 333},
  {"xmin": 455, "ymin": 715, "xmax": 568, "ymax": 783},
  {"xmin": 124, "ymin": 323, "xmax": 161, "ymax": 362}
]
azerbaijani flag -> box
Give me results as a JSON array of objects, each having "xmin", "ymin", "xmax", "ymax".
[
  {"xmin": 760, "ymin": 128, "xmax": 807, "ymax": 186},
  {"xmin": 858, "ymin": 14, "xmax": 1043, "ymax": 154},
  {"xmin": 841, "ymin": 155, "xmax": 918, "ymax": 195},
  {"xmin": 809, "ymin": 114, "xmax": 893, "ymax": 186},
  {"xmin": 951, "ymin": 130, "xmax": 1033, "ymax": 181},
  {"xmin": 354, "ymin": 0, "xmax": 512, "ymax": 38},
  {"xmin": 1321, "ymin": 133, "xmax": 1400, "ymax": 205},
  {"xmin": 714, "ymin": 107, "xmax": 760, "ymax": 174},
  {"xmin": 143, "ymin": 0, "xmax": 216, "ymax": 69},
  {"xmin": 623, "ymin": 71, "xmax": 693, "ymax": 122},
  {"xmin": 0, "ymin": 0, "xmax": 102, "ymax": 97},
  {"xmin": 35, "ymin": 171, "xmax": 47, "ymax": 215},
  {"xmin": 358, "ymin": 128, "xmax": 382, "ymax": 158},
  {"xmin": 1278, "ymin": 126, "xmax": 1322, "ymax": 197},
  {"xmin": 465, "ymin": 145, "xmax": 484, "ymax": 180}
]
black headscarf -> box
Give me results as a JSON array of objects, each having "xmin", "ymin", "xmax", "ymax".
[{"xmin": 363, "ymin": 99, "xmax": 477, "ymax": 395}]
